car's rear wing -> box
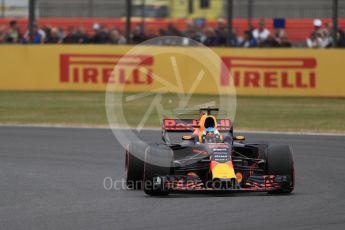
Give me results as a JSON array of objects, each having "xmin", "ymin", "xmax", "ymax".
[{"xmin": 162, "ymin": 119, "xmax": 232, "ymax": 132}]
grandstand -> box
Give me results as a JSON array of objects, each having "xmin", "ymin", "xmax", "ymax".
[{"xmin": 0, "ymin": 0, "xmax": 344, "ymax": 46}]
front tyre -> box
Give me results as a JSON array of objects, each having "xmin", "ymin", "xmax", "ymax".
[
  {"xmin": 125, "ymin": 142, "xmax": 146, "ymax": 189},
  {"xmin": 266, "ymin": 145, "xmax": 295, "ymax": 194},
  {"xmin": 143, "ymin": 144, "xmax": 173, "ymax": 196}
]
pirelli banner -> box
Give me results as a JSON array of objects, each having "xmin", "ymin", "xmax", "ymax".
[{"xmin": 0, "ymin": 45, "xmax": 344, "ymax": 97}]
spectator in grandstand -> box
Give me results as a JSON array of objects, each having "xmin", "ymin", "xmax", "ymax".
[
  {"xmin": 260, "ymin": 34, "xmax": 280, "ymax": 47},
  {"xmin": 252, "ymin": 19, "xmax": 271, "ymax": 45},
  {"xmin": 6, "ymin": 20, "xmax": 22, "ymax": 43},
  {"xmin": 91, "ymin": 23, "xmax": 110, "ymax": 44},
  {"xmin": 213, "ymin": 18, "xmax": 238, "ymax": 47},
  {"xmin": 183, "ymin": 21, "xmax": 201, "ymax": 42},
  {"xmin": 185, "ymin": 28, "xmax": 201, "ymax": 43},
  {"xmin": 132, "ymin": 25, "xmax": 146, "ymax": 44},
  {"xmin": 166, "ymin": 24, "xmax": 182, "ymax": 36},
  {"xmin": 323, "ymin": 22, "xmax": 334, "ymax": 48},
  {"xmin": 214, "ymin": 18, "xmax": 227, "ymax": 46},
  {"xmin": 323, "ymin": 22, "xmax": 345, "ymax": 48},
  {"xmin": 0, "ymin": 25, "xmax": 7, "ymax": 43},
  {"xmin": 201, "ymin": 27, "xmax": 218, "ymax": 46},
  {"xmin": 58, "ymin": 27, "xmax": 65, "ymax": 40},
  {"xmin": 109, "ymin": 29, "xmax": 126, "ymax": 44},
  {"xmin": 22, "ymin": 24, "xmax": 46, "ymax": 44},
  {"xmin": 275, "ymin": 27, "xmax": 286, "ymax": 41},
  {"xmin": 75, "ymin": 26, "xmax": 90, "ymax": 44},
  {"xmin": 329, "ymin": 26, "xmax": 345, "ymax": 48},
  {"xmin": 273, "ymin": 28, "xmax": 292, "ymax": 47},
  {"xmin": 158, "ymin": 28, "xmax": 167, "ymax": 36},
  {"xmin": 279, "ymin": 34, "xmax": 292, "ymax": 47},
  {"xmin": 239, "ymin": 30, "xmax": 257, "ymax": 48},
  {"xmin": 337, "ymin": 29, "xmax": 345, "ymax": 47},
  {"xmin": 306, "ymin": 19, "xmax": 330, "ymax": 48},
  {"xmin": 145, "ymin": 26, "xmax": 158, "ymax": 40},
  {"xmin": 43, "ymin": 26, "xmax": 52, "ymax": 42},
  {"xmin": 45, "ymin": 27, "xmax": 62, "ymax": 44},
  {"xmin": 183, "ymin": 20, "xmax": 196, "ymax": 37},
  {"xmin": 62, "ymin": 26, "xmax": 78, "ymax": 44}
]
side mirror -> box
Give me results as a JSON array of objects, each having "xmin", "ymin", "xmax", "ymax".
[
  {"xmin": 182, "ymin": 135, "xmax": 193, "ymax": 140},
  {"xmin": 233, "ymin": 135, "xmax": 245, "ymax": 141}
]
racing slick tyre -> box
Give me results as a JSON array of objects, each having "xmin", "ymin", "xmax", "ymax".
[
  {"xmin": 254, "ymin": 142, "xmax": 269, "ymax": 160},
  {"xmin": 266, "ymin": 145, "xmax": 295, "ymax": 194},
  {"xmin": 143, "ymin": 144, "xmax": 173, "ymax": 196},
  {"xmin": 125, "ymin": 142, "xmax": 147, "ymax": 190}
]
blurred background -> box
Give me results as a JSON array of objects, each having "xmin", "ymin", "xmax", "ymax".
[{"xmin": 0, "ymin": 0, "xmax": 345, "ymax": 47}]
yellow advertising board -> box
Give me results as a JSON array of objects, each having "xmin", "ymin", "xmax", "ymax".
[{"xmin": 0, "ymin": 45, "xmax": 344, "ymax": 97}]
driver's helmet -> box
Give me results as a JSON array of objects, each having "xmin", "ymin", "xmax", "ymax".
[
  {"xmin": 202, "ymin": 127, "xmax": 220, "ymax": 143},
  {"xmin": 205, "ymin": 127, "xmax": 218, "ymax": 135}
]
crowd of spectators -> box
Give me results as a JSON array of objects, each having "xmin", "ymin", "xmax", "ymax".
[
  {"xmin": 1, "ymin": 19, "xmax": 345, "ymax": 48},
  {"xmin": 306, "ymin": 19, "xmax": 345, "ymax": 48},
  {"xmin": 0, "ymin": 20, "xmax": 127, "ymax": 44}
]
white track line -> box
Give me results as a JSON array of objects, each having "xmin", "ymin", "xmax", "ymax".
[
  {"xmin": 1, "ymin": 123, "xmax": 345, "ymax": 137},
  {"xmin": 234, "ymin": 130, "xmax": 345, "ymax": 137}
]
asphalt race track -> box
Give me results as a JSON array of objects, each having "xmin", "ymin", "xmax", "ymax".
[{"xmin": 1, "ymin": 126, "xmax": 345, "ymax": 230}]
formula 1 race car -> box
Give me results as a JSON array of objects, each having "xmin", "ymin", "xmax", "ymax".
[{"xmin": 125, "ymin": 108, "xmax": 294, "ymax": 196}]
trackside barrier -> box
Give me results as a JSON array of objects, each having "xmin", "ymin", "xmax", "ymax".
[{"xmin": 0, "ymin": 45, "xmax": 344, "ymax": 97}]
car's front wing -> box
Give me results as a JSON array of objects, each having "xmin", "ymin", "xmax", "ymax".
[{"xmin": 152, "ymin": 175, "xmax": 292, "ymax": 193}]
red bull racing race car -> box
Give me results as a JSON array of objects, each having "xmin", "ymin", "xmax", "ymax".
[{"xmin": 125, "ymin": 108, "xmax": 295, "ymax": 196}]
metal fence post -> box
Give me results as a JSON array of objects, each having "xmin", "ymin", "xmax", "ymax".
[
  {"xmin": 88, "ymin": 0, "xmax": 93, "ymax": 18},
  {"xmin": 332, "ymin": 0, "xmax": 338, "ymax": 48},
  {"xmin": 1, "ymin": 0, "xmax": 5, "ymax": 18},
  {"xmin": 248, "ymin": 0, "xmax": 253, "ymax": 29},
  {"xmin": 227, "ymin": 0, "xmax": 233, "ymax": 47},
  {"xmin": 29, "ymin": 0, "xmax": 36, "ymax": 43},
  {"xmin": 126, "ymin": 0, "xmax": 132, "ymax": 44},
  {"xmin": 141, "ymin": 0, "xmax": 145, "ymax": 31}
]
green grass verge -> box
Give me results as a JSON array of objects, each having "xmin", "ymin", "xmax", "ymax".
[{"xmin": 0, "ymin": 91, "xmax": 344, "ymax": 132}]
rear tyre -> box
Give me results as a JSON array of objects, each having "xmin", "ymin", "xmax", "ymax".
[
  {"xmin": 125, "ymin": 142, "xmax": 146, "ymax": 190},
  {"xmin": 143, "ymin": 144, "xmax": 173, "ymax": 196},
  {"xmin": 266, "ymin": 145, "xmax": 295, "ymax": 194}
]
